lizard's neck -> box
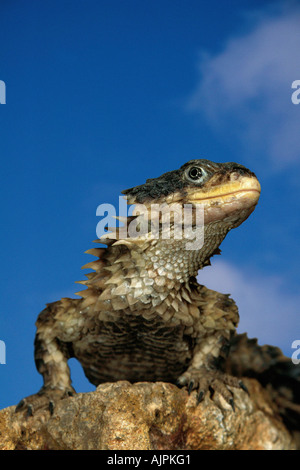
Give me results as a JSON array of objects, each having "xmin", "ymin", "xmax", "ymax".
[
  {"xmin": 99, "ymin": 220, "xmax": 229, "ymax": 305},
  {"xmin": 79, "ymin": 217, "xmax": 230, "ymax": 324},
  {"xmin": 135, "ymin": 220, "xmax": 229, "ymax": 284},
  {"xmin": 141, "ymin": 237, "xmax": 208, "ymax": 284}
]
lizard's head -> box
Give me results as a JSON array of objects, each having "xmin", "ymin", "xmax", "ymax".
[
  {"xmin": 97, "ymin": 159, "xmax": 261, "ymax": 282},
  {"xmin": 122, "ymin": 159, "xmax": 260, "ymax": 231}
]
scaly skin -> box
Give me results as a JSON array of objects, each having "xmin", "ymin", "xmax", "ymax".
[{"xmin": 16, "ymin": 159, "xmax": 261, "ymax": 415}]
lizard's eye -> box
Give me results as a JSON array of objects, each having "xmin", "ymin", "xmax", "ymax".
[{"xmin": 186, "ymin": 166, "xmax": 206, "ymax": 183}]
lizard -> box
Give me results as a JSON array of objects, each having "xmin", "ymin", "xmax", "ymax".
[{"xmin": 16, "ymin": 158, "xmax": 261, "ymax": 416}]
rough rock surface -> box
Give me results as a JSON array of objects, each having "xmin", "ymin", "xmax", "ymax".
[{"xmin": 0, "ymin": 379, "xmax": 297, "ymax": 450}]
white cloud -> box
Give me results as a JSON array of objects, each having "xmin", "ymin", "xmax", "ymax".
[
  {"xmin": 188, "ymin": 6, "xmax": 300, "ymax": 168},
  {"xmin": 197, "ymin": 260, "xmax": 299, "ymax": 356}
]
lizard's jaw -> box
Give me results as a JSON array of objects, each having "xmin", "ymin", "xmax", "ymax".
[{"xmin": 187, "ymin": 176, "xmax": 261, "ymax": 226}]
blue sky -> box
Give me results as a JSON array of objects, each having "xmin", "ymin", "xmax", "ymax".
[{"xmin": 0, "ymin": 0, "xmax": 300, "ymax": 410}]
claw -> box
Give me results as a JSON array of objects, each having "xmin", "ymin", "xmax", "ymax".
[
  {"xmin": 239, "ymin": 380, "xmax": 249, "ymax": 395},
  {"xmin": 15, "ymin": 399, "xmax": 25, "ymax": 413},
  {"xmin": 196, "ymin": 390, "xmax": 204, "ymax": 405},
  {"xmin": 26, "ymin": 404, "xmax": 33, "ymax": 417},
  {"xmin": 49, "ymin": 400, "xmax": 55, "ymax": 415},
  {"xmin": 188, "ymin": 381, "xmax": 194, "ymax": 395}
]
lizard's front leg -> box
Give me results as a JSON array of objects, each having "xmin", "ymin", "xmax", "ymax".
[
  {"xmin": 16, "ymin": 299, "xmax": 81, "ymax": 416},
  {"xmin": 176, "ymin": 285, "xmax": 247, "ymax": 408},
  {"xmin": 176, "ymin": 331, "xmax": 245, "ymax": 408}
]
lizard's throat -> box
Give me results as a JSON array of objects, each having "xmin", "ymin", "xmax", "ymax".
[{"xmin": 135, "ymin": 221, "xmax": 229, "ymax": 286}]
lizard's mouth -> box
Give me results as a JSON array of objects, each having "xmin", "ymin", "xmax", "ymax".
[
  {"xmin": 187, "ymin": 176, "xmax": 261, "ymax": 225},
  {"xmin": 190, "ymin": 188, "xmax": 260, "ymax": 202},
  {"xmin": 188, "ymin": 177, "xmax": 261, "ymax": 203}
]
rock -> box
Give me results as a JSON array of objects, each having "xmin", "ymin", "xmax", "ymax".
[{"xmin": 0, "ymin": 379, "xmax": 297, "ymax": 450}]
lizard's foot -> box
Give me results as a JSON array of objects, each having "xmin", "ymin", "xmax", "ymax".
[
  {"xmin": 176, "ymin": 367, "xmax": 248, "ymax": 410},
  {"xmin": 15, "ymin": 386, "xmax": 76, "ymax": 417}
]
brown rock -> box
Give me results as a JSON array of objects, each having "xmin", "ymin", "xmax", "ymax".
[{"xmin": 0, "ymin": 379, "xmax": 297, "ymax": 450}]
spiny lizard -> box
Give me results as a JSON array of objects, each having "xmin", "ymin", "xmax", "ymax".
[{"xmin": 16, "ymin": 159, "xmax": 261, "ymax": 415}]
